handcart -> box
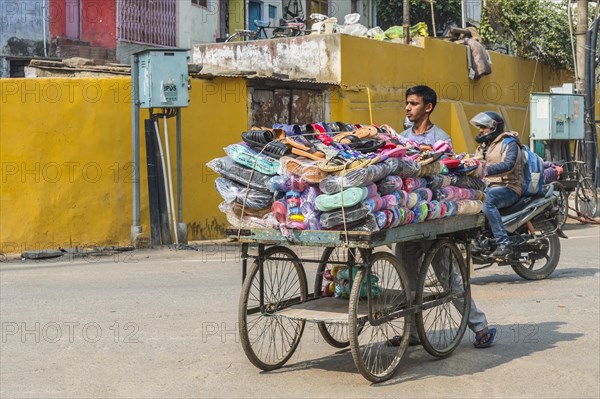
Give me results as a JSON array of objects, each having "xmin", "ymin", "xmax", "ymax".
[{"xmin": 227, "ymin": 213, "xmax": 485, "ymax": 383}]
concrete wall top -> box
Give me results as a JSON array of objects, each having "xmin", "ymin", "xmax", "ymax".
[{"xmin": 192, "ymin": 34, "xmax": 341, "ymax": 83}]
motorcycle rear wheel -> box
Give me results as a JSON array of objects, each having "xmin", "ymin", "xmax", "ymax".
[{"xmin": 510, "ymin": 234, "xmax": 560, "ymax": 280}]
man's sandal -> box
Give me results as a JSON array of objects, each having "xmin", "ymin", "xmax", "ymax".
[{"xmin": 473, "ymin": 327, "xmax": 497, "ymax": 348}]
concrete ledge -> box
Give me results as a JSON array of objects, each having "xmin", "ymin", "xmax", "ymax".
[{"xmin": 192, "ymin": 34, "xmax": 341, "ymax": 83}]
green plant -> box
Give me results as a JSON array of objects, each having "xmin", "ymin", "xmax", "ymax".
[
  {"xmin": 375, "ymin": 0, "xmax": 462, "ymax": 34},
  {"xmin": 480, "ymin": 0, "xmax": 574, "ymax": 70}
]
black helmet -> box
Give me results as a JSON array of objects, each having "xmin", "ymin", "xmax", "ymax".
[{"xmin": 470, "ymin": 111, "xmax": 505, "ymax": 143}]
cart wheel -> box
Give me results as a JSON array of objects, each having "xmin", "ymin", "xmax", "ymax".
[
  {"xmin": 348, "ymin": 252, "xmax": 412, "ymax": 383},
  {"xmin": 416, "ymin": 239, "xmax": 471, "ymax": 358},
  {"xmin": 575, "ymin": 177, "xmax": 598, "ymax": 218},
  {"xmin": 552, "ymin": 182, "xmax": 569, "ymax": 229},
  {"xmin": 239, "ymin": 246, "xmax": 308, "ymax": 371},
  {"xmin": 315, "ymin": 247, "xmax": 367, "ymax": 348}
]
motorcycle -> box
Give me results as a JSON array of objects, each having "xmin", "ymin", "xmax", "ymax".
[{"xmin": 471, "ymin": 183, "xmax": 566, "ymax": 280}]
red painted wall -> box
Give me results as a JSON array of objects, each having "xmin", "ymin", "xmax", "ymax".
[
  {"xmin": 49, "ymin": 0, "xmax": 66, "ymax": 37},
  {"xmin": 49, "ymin": 0, "xmax": 116, "ymax": 49},
  {"xmin": 80, "ymin": 0, "xmax": 116, "ymax": 49}
]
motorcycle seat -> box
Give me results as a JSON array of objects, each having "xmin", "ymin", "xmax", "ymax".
[{"xmin": 499, "ymin": 195, "xmax": 544, "ymax": 216}]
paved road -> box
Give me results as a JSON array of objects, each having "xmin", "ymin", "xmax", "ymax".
[{"xmin": 1, "ymin": 223, "xmax": 598, "ymax": 398}]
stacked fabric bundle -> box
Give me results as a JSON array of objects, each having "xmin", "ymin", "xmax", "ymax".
[{"xmin": 208, "ymin": 122, "xmax": 488, "ymax": 232}]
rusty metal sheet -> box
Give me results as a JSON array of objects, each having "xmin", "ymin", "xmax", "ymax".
[
  {"xmin": 291, "ymin": 89, "xmax": 324, "ymax": 124},
  {"xmin": 250, "ymin": 88, "xmax": 324, "ymax": 126}
]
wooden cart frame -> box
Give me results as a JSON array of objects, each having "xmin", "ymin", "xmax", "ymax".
[{"xmin": 228, "ymin": 214, "xmax": 485, "ymax": 382}]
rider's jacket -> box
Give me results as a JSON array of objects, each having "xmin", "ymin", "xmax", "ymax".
[{"xmin": 476, "ymin": 132, "xmax": 524, "ymax": 195}]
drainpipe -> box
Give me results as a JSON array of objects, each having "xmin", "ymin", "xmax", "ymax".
[{"xmin": 42, "ymin": 0, "xmax": 48, "ymax": 57}]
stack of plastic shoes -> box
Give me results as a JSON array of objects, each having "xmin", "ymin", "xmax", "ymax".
[
  {"xmin": 225, "ymin": 143, "xmax": 280, "ymax": 176},
  {"xmin": 315, "ymin": 186, "xmax": 369, "ymax": 212},
  {"xmin": 320, "ymin": 203, "xmax": 371, "ymax": 229}
]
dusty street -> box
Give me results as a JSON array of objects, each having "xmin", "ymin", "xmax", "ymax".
[{"xmin": 1, "ymin": 223, "xmax": 598, "ymax": 398}]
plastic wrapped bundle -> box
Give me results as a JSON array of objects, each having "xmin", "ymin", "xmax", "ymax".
[
  {"xmin": 315, "ymin": 186, "xmax": 369, "ymax": 212},
  {"xmin": 377, "ymin": 175, "xmax": 403, "ymax": 195},
  {"xmin": 413, "ymin": 187, "xmax": 433, "ymax": 202},
  {"xmin": 231, "ymin": 202, "xmax": 271, "ymax": 218},
  {"xmin": 426, "ymin": 175, "xmax": 452, "ymax": 190},
  {"xmin": 456, "ymin": 199, "xmax": 483, "ymax": 215},
  {"xmin": 268, "ymin": 175, "xmax": 308, "ymax": 193},
  {"xmin": 301, "ymin": 186, "xmax": 322, "ymax": 230},
  {"xmin": 403, "ymin": 177, "xmax": 427, "ymax": 193},
  {"xmin": 215, "ymin": 177, "xmax": 274, "ymax": 209},
  {"xmin": 417, "ymin": 161, "xmax": 445, "ymax": 177},
  {"xmin": 363, "ymin": 195, "xmax": 386, "ymax": 212},
  {"xmin": 406, "ymin": 192, "xmax": 419, "ymax": 209},
  {"xmin": 320, "ymin": 203, "xmax": 371, "ymax": 229},
  {"xmin": 375, "ymin": 209, "xmax": 393, "ymax": 229},
  {"xmin": 449, "ymin": 175, "xmax": 487, "ymax": 191},
  {"xmin": 279, "ymin": 156, "xmax": 327, "ymax": 183},
  {"xmin": 207, "ymin": 157, "xmax": 272, "ymax": 192},
  {"xmin": 444, "ymin": 201, "xmax": 458, "ymax": 217},
  {"xmin": 219, "ymin": 202, "xmax": 278, "ymax": 229},
  {"xmin": 384, "ymin": 157, "xmax": 420, "ymax": 177},
  {"xmin": 412, "ymin": 201, "xmax": 429, "ymax": 223},
  {"xmin": 224, "ymin": 143, "xmax": 280, "ymax": 175},
  {"xmin": 319, "ymin": 162, "xmax": 391, "ymax": 194},
  {"xmin": 350, "ymin": 214, "xmax": 379, "ymax": 232}
]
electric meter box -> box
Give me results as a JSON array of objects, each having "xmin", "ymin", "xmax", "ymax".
[
  {"xmin": 136, "ymin": 49, "xmax": 189, "ymax": 108},
  {"xmin": 530, "ymin": 93, "xmax": 584, "ymax": 140}
]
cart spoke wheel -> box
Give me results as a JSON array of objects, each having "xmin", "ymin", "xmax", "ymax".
[
  {"xmin": 349, "ymin": 252, "xmax": 412, "ymax": 383},
  {"xmin": 416, "ymin": 240, "xmax": 470, "ymax": 358},
  {"xmin": 239, "ymin": 246, "xmax": 307, "ymax": 370},
  {"xmin": 315, "ymin": 247, "xmax": 367, "ymax": 348},
  {"xmin": 575, "ymin": 177, "xmax": 598, "ymax": 218}
]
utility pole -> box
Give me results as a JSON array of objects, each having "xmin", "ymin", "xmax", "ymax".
[
  {"xmin": 576, "ymin": 0, "xmax": 588, "ymax": 94},
  {"xmin": 403, "ymin": 0, "xmax": 410, "ymax": 44}
]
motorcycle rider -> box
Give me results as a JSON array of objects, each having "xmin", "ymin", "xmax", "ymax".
[{"xmin": 471, "ymin": 111, "xmax": 524, "ymax": 256}]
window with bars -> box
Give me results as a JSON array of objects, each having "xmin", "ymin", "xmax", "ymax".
[{"xmin": 118, "ymin": 0, "xmax": 177, "ymax": 46}]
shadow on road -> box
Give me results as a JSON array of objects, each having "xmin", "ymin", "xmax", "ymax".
[
  {"xmin": 471, "ymin": 267, "xmax": 599, "ymax": 285},
  {"xmin": 266, "ymin": 321, "xmax": 581, "ymax": 385}
]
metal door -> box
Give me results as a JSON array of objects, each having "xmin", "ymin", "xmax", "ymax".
[{"xmin": 248, "ymin": 1, "xmax": 262, "ymax": 34}]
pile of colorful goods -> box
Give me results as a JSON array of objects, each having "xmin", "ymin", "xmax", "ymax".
[{"xmin": 208, "ymin": 122, "xmax": 487, "ymax": 232}]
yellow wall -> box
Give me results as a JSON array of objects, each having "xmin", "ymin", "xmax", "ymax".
[
  {"xmin": 1, "ymin": 77, "xmax": 247, "ymax": 251},
  {"xmin": 334, "ymin": 36, "xmax": 570, "ymax": 153},
  {"xmin": 0, "ymin": 37, "xmax": 576, "ymax": 250}
]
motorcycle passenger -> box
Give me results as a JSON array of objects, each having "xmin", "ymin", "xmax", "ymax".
[{"xmin": 471, "ymin": 111, "xmax": 524, "ymax": 257}]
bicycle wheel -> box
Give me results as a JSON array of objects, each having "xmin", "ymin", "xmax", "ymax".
[
  {"xmin": 552, "ymin": 182, "xmax": 569, "ymax": 229},
  {"xmin": 239, "ymin": 246, "xmax": 308, "ymax": 370},
  {"xmin": 348, "ymin": 252, "xmax": 412, "ymax": 383},
  {"xmin": 415, "ymin": 240, "xmax": 470, "ymax": 358},
  {"xmin": 225, "ymin": 30, "xmax": 257, "ymax": 42},
  {"xmin": 575, "ymin": 177, "xmax": 598, "ymax": 218},
  {"xmin": 315, "ymin": 247, "xmax": 367, "ymax": 348}
]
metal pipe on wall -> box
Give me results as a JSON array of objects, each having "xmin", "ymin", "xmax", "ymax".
[
  {"xmin": 131, "ymin": 55, "xmax": 142, "ymax": 243},
  {"xmin": 42, "ymin": 1, "xmax": 48, "ymax": 57}
]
